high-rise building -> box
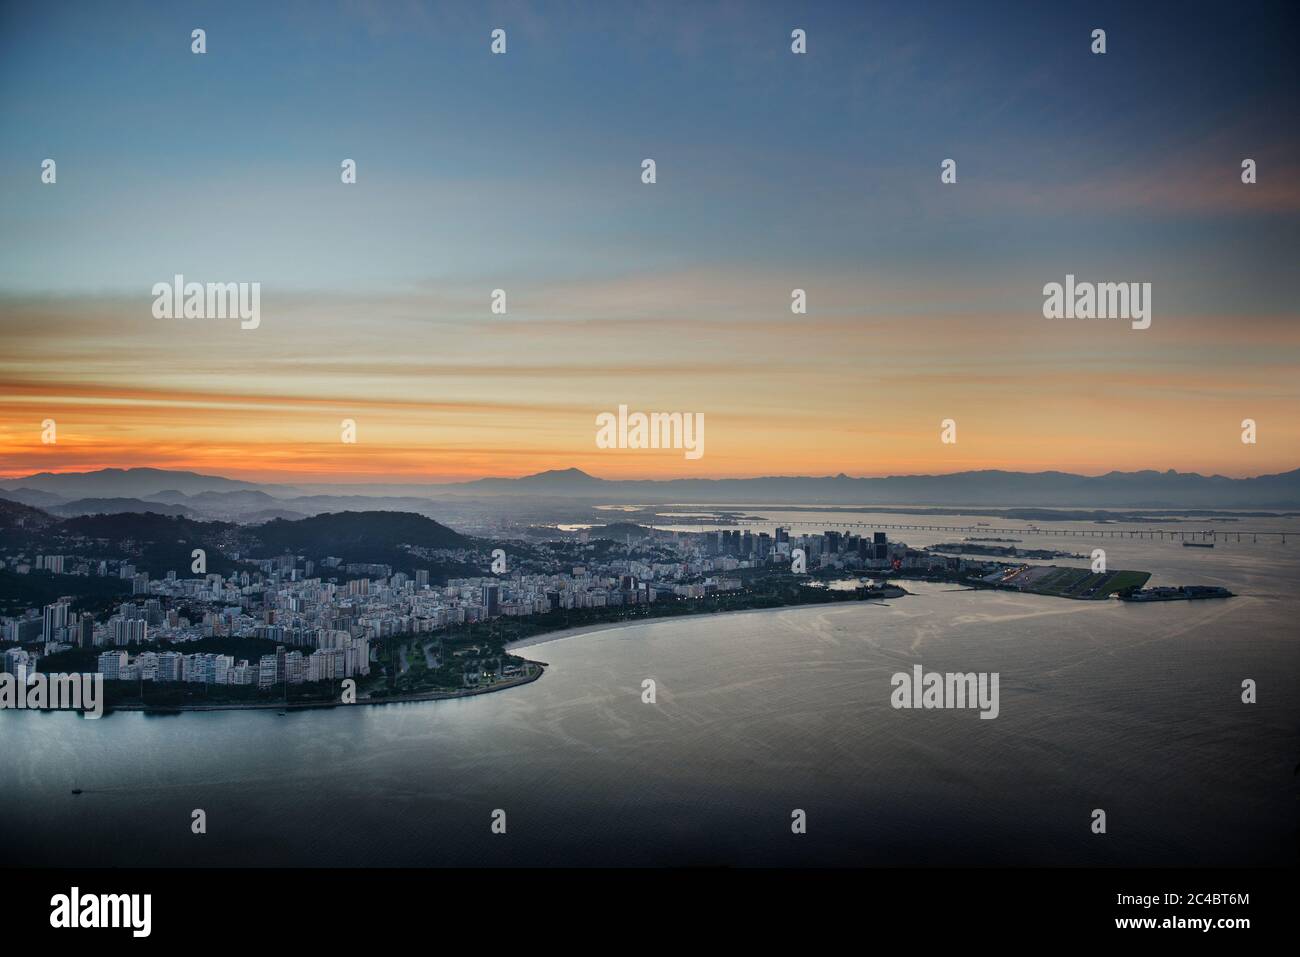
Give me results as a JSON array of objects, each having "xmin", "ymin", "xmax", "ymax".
[
  {"xmin": 157, "ymin": 652, "xmax": 184, "ymax": 682},
  {"xmin": 109, "ymin": 617, "xmax": 147, "ymax": 646},
  {"xmin": 42, "ymin": 601, "xmax": 69, "ymax": 642},
  {"xmin": 97, "ymin": 651, "xmax": 128, "ymax": 680},
  {"xmin": 481, "ymin": 584, "xmax": 500, "ymax": 617}
]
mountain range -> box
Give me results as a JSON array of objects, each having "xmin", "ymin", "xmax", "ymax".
[
  {"xmin": 3, "ymin": 466, "xmax": 1300, "ymax": 515},
  {"xmin": 0, "ymin": 504, "xmax": 471, "ymax": 579}
]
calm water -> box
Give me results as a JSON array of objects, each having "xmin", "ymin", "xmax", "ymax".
[{"xmin": 2, "ymin": 524, "xmax": 1298, "ymax": 867}]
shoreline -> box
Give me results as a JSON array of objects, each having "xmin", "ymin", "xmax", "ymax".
[
  {"xmin": 104, "ymin": 664, "xmax": 547, "ymax": 714},
  {"xmin": 18, "ymin": 575, "xmax": 1202, "ymax": 717},
  {"xmin": 502, "ymin": 595, "xmax": 898, "ymax": 653},
  {"xmin": 16, "ymin": 575, "xmax": 1210, "ymax": 717},
  {"xmin": 88, "ymin": 589, "xmax": 906, "ymax": 715}
]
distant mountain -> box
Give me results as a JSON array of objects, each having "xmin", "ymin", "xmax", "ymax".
[
  {"xmin": 439, "ymin": 467, "xmax": 1300, "ymax": 508},
  {"xmin": 0, "ymin": 487, "xmax": 68, "ymax": 508},
  {"xmin": 5, "ymin": 465, "xmax": 1299, "ymax": 509},
  {"xmin": 142, "ymin": 489, "xmax": 192, "ymax": 504},
  {"xmin": 188, "ymin": 489, "xmax": 280, "ymax": 506},
  {"xmin": 0, "ymin": 467, "xmax": 261, "ymax": 499},
  {"xmin": 135, "ymin": 488, "xmax": 301, "ymax": 521},
  {"xmin": 49, "ymin": 498, "xmax": 199, "ymax": 518},
  {"xmin": 514, "ymin": 468, "xmax": 607, "ymax": 488},
  {"xmin": 455, "ymin": 467, "xmax": 608, "ymax": 493}
]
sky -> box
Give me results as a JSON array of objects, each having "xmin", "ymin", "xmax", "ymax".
[{"xmin": 1, "ymin": 0, "xmax": 1297, "ymax": 482}]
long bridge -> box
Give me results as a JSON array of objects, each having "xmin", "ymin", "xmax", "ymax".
[{"xmin": 759, "ymin": 520, "xmax": 1289, "ymax": 544}]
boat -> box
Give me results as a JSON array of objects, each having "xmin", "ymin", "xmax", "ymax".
[
  {"xmin": 1182, "ymin": 541, "xmax": 1214, "ymax": 548},
  {"xmin": 71, "ymin": 788, "xmax": 83, "ymax": 795}
]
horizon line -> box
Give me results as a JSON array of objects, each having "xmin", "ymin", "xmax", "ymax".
[{"xmin": 3, "ymin": 463, "xmax": 1298, "ymax": 487}]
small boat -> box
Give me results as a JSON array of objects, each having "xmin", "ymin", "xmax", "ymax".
[
  {"xmin": 1183, "ymin": 541, "xmax": 1214, "ymax": 548},
  {"xmin": 71, "ymin": 788, "xmax": 83, "ymax": 795},
  {"xmin": 277, "ymin": 710, "xmax": 288, "ymax": 716}
]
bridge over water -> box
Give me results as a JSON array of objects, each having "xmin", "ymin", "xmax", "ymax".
[{"xmin": 762, "ymin": 520, "xmax": 1289, "ymax": 544}]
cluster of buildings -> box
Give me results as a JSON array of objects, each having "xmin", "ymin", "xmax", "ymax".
[
  {"xmin": 693, "ymin": 525, "xmax": 967, "ymax": 575},
  {"xmin": 701, "ymin": 526, "xmax": 893, "ymax": 565},
  {"xmin": 0, "ymin": 523, "xmax": 989, "ymax": 691},
  {"xmin": 96, "ymin": 636, "xmax": 369, "ymax": 688}
]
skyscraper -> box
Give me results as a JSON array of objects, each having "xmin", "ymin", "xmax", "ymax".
[
  {"xmin": 481, "ymin": 584, "xmax": 500, "ymax": 617},
  {"xmin": 42, "ymin": 601, "xmax": 69, "ymax": 642}
]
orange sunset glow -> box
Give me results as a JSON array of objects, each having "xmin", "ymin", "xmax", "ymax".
[
  {"xmin": 3, "ymin": 2, "xmax": 1297, "ymax": 487},
  {"xmin": 2, "ymin": 283, "xmax": 1296, "ymax": 483}
]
